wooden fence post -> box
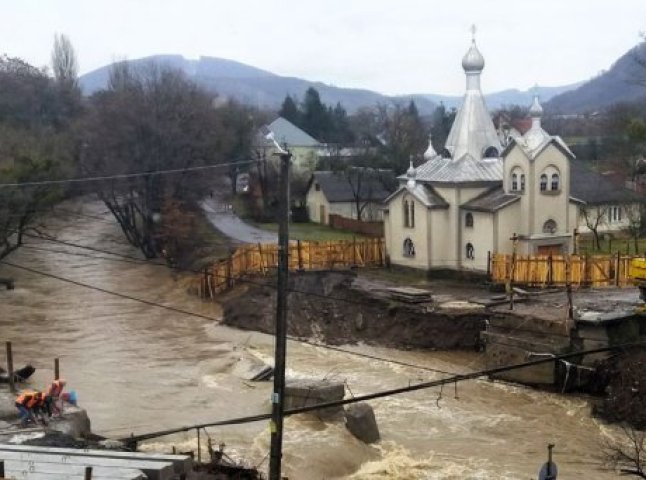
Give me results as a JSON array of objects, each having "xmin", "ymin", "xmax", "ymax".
[
  {"xmin": 547, "ymin": 254, "xmax": 553, "ymax": 286},
  {"xmin": 352, "ymin": 236, "xmax": 357, "ymax": 266},
  {"xmin": 54, "ymin": 358, "xmax": 60, "ymax": 381},
  {"xmin": 0, "ymin": 460, "xmax": 4, "ymax": 478},
  {"xmin": 84, "ymin": 466, "xmax": 93, "ymax": 480},
  {"xmin": 297, "ymin": 240, "xmax": 303, "ymax": 271},
  {"xmin": 6, "ymin": 341, "xmax": 14, "ymax": 394},
  {"xmin": 615, "ymin": 251, "xmax": 621, "ymax": 287}
]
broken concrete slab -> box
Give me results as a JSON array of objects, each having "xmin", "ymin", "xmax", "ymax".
[
  {"xmin": 284, "ymin": 380, "xmax": 345, "ymax": 420},
  {"xmin": 345, "ymin": 403, "xmax": 380, "ymax": 444}
]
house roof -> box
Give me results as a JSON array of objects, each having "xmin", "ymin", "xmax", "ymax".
[
  {"xmin": 570, "ymin": 160, "xmax": 643, "ymax": 205},
  {"xmin": 261, "ymin": 117, "xmax": 321, "ymax": 147},
  {"xmin": 411, "ymin": 154, "xmax": 503, "ymax": 184},
  {"xmin": 384, "ymin": 183, "xmax": 449, "ymax": 209},
  {"xmin": 460, "ymin": 186, "xmax": 520, "ymax": 212},
  {"xmin": 309, "ymin": 169, "xmax": 396, "ymax": 203}
]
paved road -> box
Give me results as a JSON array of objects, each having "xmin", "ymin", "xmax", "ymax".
[{"xmin": 201, "ymin": 198, "xmax": 277, "ymax": 244}]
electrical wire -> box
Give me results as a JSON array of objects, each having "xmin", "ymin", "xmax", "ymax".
[
  {"xmin": 119, "ymin": 342, "xmax": 645, "ymax": 444},
  {"xmin": 0, "ymin": 159, "xmax": 257, "ymax": 188},
  {"xmin": 0, "ymin": 253, "xmax": 460, "ymax": 377}
]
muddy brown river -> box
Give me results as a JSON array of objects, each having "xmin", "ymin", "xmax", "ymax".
[{"xmin": 0, "ymin": 200, "xmax": 622, "ymax": 479}]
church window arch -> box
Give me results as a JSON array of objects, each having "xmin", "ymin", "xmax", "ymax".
[
  {"xmin": 465, "ymin": 212, "xmax": 474, "ymax": 228},
  {"xmin": 403, "ymin": 238, "xmax": 415, "ymax": 257},
  {"xmin": 466, "ymin": 242, "xmax": 475, "ymax": 260},
  {"xmin": 403, "ymin": 197, "xmax": 415, "ymax": 228},
  {"xmin": 540, "ymin": 174, "xmax": 548, "ymax": 192},
  {"xmin": 551, "ymin": 173, "xmax": 560, "ymax": 191},
  {"xmin": 543, "ymin": 219, "xmax": 557, "ymax": 234},
  {"xmin": 403, "ymin": 200, "xmax": 410, "ymax": 227},
  {"xmin": 510, "ymin": 167, "xmax": 525, "ymax": 192},
  {"xmin": 483, "ymin": 146, "xmax": 499, "ymax": 158}
]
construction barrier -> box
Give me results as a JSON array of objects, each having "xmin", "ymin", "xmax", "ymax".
[
  {"xmin": 198, "ymin": 238, "xmax": 385, "ymax": 298},
  {"xmin": 491, "ymin": 252, "xmax": 638, "ymax": 288}
]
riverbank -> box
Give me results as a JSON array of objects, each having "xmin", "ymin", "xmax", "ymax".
[{"xmin": 220, "ymin": 270, "xmax": 487, "ymax": 350}]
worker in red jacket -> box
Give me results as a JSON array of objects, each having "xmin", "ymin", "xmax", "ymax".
[{"xmin": 44, "ymin": 379, "xmax": 67, "ymax": 416}]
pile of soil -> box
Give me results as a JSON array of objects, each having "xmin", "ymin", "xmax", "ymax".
[{"xmin": 221, "ymin": 270, "xmax": 486, "ymax": 349}]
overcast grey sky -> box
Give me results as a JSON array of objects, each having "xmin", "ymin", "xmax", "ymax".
[{"xmin": 1, "ymin": 0, "xmax": 645, "ymax": 96}]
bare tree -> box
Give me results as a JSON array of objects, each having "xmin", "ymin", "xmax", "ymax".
[
  {"xmin": 624, "ymin": 202, "xmax": 645, "ymax": 253},
  {"xmin": 51, "ymin": 34, "xmax": 79, "ymax": 88},
  {"xmin": 581, "ymin": 205, "xmax": 609, "ymax": 250},
  {"xmin": 603, "ymin": 424, "xmax": 646, "ymax": 478},
  {"xmin": 81, "ymin": 62, "xmax": 252, "ymax": 259}
]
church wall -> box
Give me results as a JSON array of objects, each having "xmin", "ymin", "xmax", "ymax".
[
  {"xmin": 434, "ymin": 187, "xmax": 461, "ymax": 268},
  {"xmin": 531, "ymin": 144, "xmax": 571, "ymax": 236},
  {"xmin": 495, "ymin": 201, "xmax": 522, "ymax": 254},
  {"xmin": 462, "ymin": 210, "xmax": 493, "ymax": 271},
  {"xmin": 459, "ymin": 186, "xmax": 490, "ymax": 203},
  {"xmin": 429, "ymin": 208, "xmax": 451, "ymax": 268},
  {"xmin": 384, "ymin": 192, "xmax": 430, "ymax": 269},
  {"xmin": 503, "ymin": 145, "xmax": 533, "ymax": 235}
]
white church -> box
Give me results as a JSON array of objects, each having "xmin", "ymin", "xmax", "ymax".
[{"xmin": 383, "ymin": 37, "xmax": 640, "ymax": 272}]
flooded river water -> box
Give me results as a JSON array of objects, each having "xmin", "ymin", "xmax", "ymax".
[{"xmin": 0, "ymin": 200, "xmax": 621, "ymax": 479}]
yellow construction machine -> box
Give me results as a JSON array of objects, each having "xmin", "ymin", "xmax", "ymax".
[{"xmin": 630, "ymin": 257, "xmax": 646, "ymax": 301}]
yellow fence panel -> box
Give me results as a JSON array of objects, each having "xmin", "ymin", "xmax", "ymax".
[
  {"xmin": 491, "ymin": 253, "xmax": 640, "ymax": 288},
  {"xmin": 198, "ymin": 238, "xmax": 385, "ymax": 298}
]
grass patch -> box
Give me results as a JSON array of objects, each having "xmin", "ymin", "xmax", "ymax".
[
  {"xmin": 578, "ymin": 236, "xmax": 646, "ymax": 256},
  {"xmin": 256, "ymin": 221, "xmax": 368, "ymax": 241}
]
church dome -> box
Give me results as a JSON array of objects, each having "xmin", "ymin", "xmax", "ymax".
[
  {"xmin": 406, "ymin": 161, "xmax": 417, "ymax": 188},
  {"xmin": 529, "ymin": 94, "xmax": 543, "ymax": 118},
  {"xmin": 462, "ymin": 41, "xmax": 485, "ymax": 73}
]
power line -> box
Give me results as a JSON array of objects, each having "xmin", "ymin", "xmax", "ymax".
[
  {"xmin": 0, "ymin": 159, "xmax": 257, "ymax": 188},
  {"xmin": 119, "ymin": 342, "xmax": 645, "ymax": 445},
  {"xmin": 0, "ymin": 254, "xmax": 459, "ymax": 377}
]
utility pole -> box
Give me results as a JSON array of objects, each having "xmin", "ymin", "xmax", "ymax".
[{"xmin": 269, "ymin": 148, "xmax": 291, "ymax": 480}]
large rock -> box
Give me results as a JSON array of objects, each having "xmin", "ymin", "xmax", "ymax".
[
  {"xmin": 284, "ymin": 380, "xmax": 345, "ymax": 420},
  {"xmin": 345, "ymin": 403, "xmax": 380, "ymax": 444}
]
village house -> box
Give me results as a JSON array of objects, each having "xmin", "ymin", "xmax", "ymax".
[
  {"xmin": 306, "ymin": 169, "xmax": 395, "ymax": 224},
  {"xmin": 255, "ymin": 117, "xmax": 322, "ymax": 172},
  {"xmin": 383, "ymin": 37, "xmax": 642, "ymax": 273}
]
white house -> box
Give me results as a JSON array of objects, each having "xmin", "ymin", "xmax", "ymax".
[{"xmin": 383, "ymin": 37, "xmax": 642, "ymax": 273}]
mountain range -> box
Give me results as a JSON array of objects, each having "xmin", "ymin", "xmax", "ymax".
[
  {"xmin": 79, "ymin": 43, "xmax": 646, "ymax": 115},
  {"xmin": 545, "ymin": 42, "xmax": 646, "ymax": 113}
]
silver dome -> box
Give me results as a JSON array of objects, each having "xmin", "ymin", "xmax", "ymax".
[{"xmin": 462, "ymin": 41, "xmax": 485, "ymax": 72}]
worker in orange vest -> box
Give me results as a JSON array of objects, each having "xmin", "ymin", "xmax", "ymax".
[
  {"xmin": 15, "ymin": 391, "xmax": 48, "ymax": 427},
  {"xmin": 44, "ymin": 379, "xmax": 66, "ymax": 416}
]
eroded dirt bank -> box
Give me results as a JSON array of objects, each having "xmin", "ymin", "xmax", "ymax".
[{"xmin": 221, "ymin": 270, "xmax": 487, "ymax": 349}]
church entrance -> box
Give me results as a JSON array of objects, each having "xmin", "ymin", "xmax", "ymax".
[{"xmin": 537, "ymin": 244, "xmax": 562, "ymax": 256}]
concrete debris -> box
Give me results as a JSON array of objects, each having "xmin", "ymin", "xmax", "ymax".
[
  {"xmin": 345, "ymin": 403, "xmax": 380, "ymax": 444},
  {"xmin": 284, "ymin": 380, "xmax": 345, "ymax": 420},
  {"xmin": 384, "ymin": 287, "xmax": 433, "ymax": 303}
]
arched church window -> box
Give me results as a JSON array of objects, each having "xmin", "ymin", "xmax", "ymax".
[
  {"xmin": 520, "ymin": 174, "xmax": 526, "ymax": 191},
  {"xmin": 483, "ymin": 146, "xmax": 499, "ymax": 158},
  {"xmin": 410, "ymin": 201, "xmax": 415, "ymax": 228},
  {"xmin": 551, "ymin": 173, "xmax": 560, "ymax": 191},
  {"xmin": 543, "ymin": 219, "xmax": 557, "ymax": 234},
  {"xmin": 466, "ymin": 243, "xmax": 475, "ymax": 260},
  {"xmin": 403, "ymin": 200, "xmax": 409, "ymax": 228},
  {"xmin": 540, "ymin": 174, "xmax": 548, "ymax": 192},
  {"xmin": 511, "ymin": 173, "xmax": 518, "ymax": 191},
  {"xmin": 465, "ymin": 212, "xmax": 474, "ymax": 228},
  {"xmin": 403, "ymin": 238, "xmax": 415, "ymax": 257}
]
